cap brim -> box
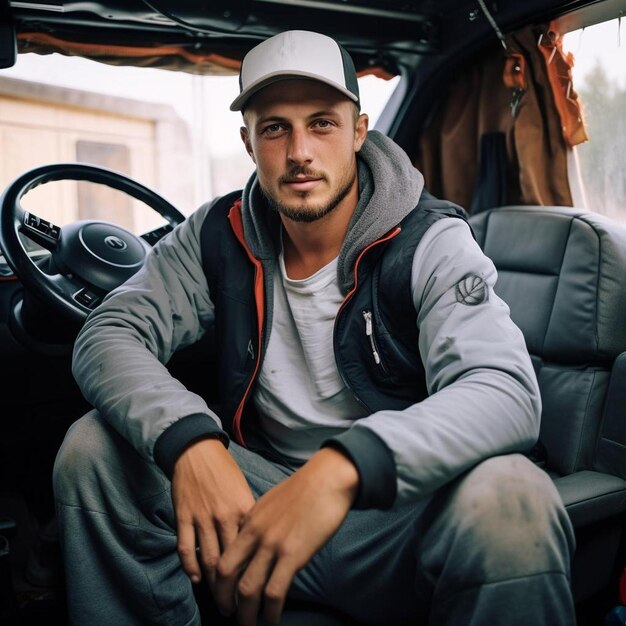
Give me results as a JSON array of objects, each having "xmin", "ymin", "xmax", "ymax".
[{"xmin": 230, "ymin": 71, "xmax": 359, "ymax": 111}]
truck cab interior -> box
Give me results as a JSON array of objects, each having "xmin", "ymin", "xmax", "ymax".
[{"xmin": 0, "ymin": 1, "xmax": 625, "ymax": 624}]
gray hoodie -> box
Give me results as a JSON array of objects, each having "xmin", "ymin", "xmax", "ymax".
[{"xmin": 72, "ymin": 130, "xmax": 540, "ymax": 506}]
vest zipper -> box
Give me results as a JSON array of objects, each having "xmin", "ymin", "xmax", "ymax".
[
  {"xmin": 333, "ymin": 226, "xmax": 402, "ymax": 408},
  {"xmin": 362, "ymin": 310, "xmax": 388, "ymax": 373}
]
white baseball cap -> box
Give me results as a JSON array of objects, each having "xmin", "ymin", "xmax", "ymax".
[{"xmin": 230, "ymin": 30, "xmax": 360, "ymax": 111}]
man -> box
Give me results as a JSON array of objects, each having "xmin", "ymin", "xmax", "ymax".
[{"xmin": 54, "ymin": 30, "xmax": 575, "ymax": 626}]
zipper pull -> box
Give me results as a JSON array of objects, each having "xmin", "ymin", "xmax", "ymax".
[
  {"xmin": 363, "ymin": 310, "xmax": 373, "ymax": 336},
  {"xmin": 362, "ymin": 310, "xmax": 381, "ymax": 365}
]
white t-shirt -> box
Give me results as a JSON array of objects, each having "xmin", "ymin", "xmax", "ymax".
[{"xmin": 252, "ymin": 248, "xmax": 367, "ymax": 462}]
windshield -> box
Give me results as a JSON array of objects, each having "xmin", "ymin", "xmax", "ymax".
[{"xmin": 0, "ymin": 53, "xmax": 399, "ymax": 234}]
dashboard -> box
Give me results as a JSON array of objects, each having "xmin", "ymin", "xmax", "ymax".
[{"xmin": 0, "ymin": 242, "xmax": 49, "ymax": 278}]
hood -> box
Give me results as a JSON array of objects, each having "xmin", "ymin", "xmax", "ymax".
[{"xmin": 239, "ymin": 129, "xmax": 424, "ymax": 293}]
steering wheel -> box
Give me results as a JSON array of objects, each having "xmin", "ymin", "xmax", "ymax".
[{"xmin": 0, "ymin": 163, "xmax": 186, "ymax": 325}]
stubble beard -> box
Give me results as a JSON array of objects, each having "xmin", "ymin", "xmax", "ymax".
[{"xmin": 262, "ymin": 169, "xmax": 357, "ymax": 224}]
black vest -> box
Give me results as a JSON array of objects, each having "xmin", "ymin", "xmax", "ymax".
[{"xmin": 200, "ymin": 190, "xmax": 466, "ymax": 444}]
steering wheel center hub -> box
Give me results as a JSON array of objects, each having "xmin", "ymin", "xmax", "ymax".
[
  {"xmin": 57, "ymin": 221, "xmax": 149, "ymax": 292},
  {"xmin": 79, "ymin": 223, "xmax": 145, "ymax": 267}
]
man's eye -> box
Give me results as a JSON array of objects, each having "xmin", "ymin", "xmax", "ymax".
[
  {"xmin": 314, "ymin": 120, "xmax": 332, "ymax": 128},
  {"xmin": 263, "ymin": 124, "xmax": 283, "ymax": 134}
]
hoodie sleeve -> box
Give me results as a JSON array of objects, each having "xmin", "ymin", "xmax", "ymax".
[
  {"xmin": 72, "ymin": 201, "xmax": 229, "ymax": 477},
  {"xmin": 327, "ymin": 218, "xmax": 541, "ymax": 509}
]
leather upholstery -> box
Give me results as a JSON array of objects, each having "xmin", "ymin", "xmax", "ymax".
[
  {"xmin": 471, "ymin": 206, "xmax": 626, "ymax": 361},
  {"xmin": 596, "ymin": 352, "xmax": 626, "ymax": 480},
  {"xmin": 549, "ymin": 470, "xmax": 626, "ymax": 528},
  {"xmin": 470, "ymin": 206, "xmax": 626, "ymax": 529}
]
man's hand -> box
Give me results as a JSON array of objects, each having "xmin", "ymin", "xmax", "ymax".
[
  {"xmin": 172, "ymin": 439, "xmax": 255, "ymax": 590},
  {"xmin": 214, "ymin": 447, "xmax": 359, "ymax": 626}
]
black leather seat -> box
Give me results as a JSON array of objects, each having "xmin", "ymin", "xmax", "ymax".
[{"xmin": 470, "ymin": 205, "xmax": 626, "ymax": 602}]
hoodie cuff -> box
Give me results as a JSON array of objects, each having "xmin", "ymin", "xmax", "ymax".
[
  {"xmin": 322, "ymin": 426, "xmax": 397, "ymax": 510},
  {"xmin": 154, "ymin": 413, "xmax": 230, "ymax": 479}
]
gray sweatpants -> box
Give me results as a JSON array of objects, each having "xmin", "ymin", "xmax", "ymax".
[{"xmin": 53, "ymin": 411, "xmax": 576, "ymax": 625}]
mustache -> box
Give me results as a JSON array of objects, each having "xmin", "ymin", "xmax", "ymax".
[{"xmin": 278, "ymin": 167, "xmax": 327, "ymax": 184}]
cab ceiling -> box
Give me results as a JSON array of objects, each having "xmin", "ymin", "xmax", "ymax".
[{"xmin": 4, "ymin": 0, "xmax": 601, "ymax": 72}]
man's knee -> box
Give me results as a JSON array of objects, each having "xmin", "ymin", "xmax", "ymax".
[
  {"xmin": 54, "ymin": 410, "xmax": 136, "ymax": 514},
  {"xmin": 54, "ymin": 410, "xmax": 114, "ymax": 501},
  {"xmin": 432, "ymin": 454, "xmax": 575, "ymax": 579},
  {"xmin": 453, "ymin": 454, "xmax": 565, "ymax": 523},
  {"xmin": 53, "ymin": 410, "xmax": 167, "ymax": 524}
]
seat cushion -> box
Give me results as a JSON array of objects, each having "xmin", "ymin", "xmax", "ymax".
[{"xmin": 550, "ymin": 470, "xmax": 626, "ymax": 528}]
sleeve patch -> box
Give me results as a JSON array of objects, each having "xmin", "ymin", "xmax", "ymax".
[{"xmin": 455, "ymin": 274, "xmax": 489, "ymax": 305}]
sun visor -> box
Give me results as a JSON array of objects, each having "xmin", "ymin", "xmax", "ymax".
[
  {"xmin": 16, "ymin": 32, "xmax": 397, "ymax": 79},
  {"xmin": 17, "ymin": 33, "xmax": 244, "ymax": 75}
]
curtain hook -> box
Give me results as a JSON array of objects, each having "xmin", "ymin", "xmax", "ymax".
[{"xmin": 548, "ymin": 46, "xmax": 558, "ymax": 64}]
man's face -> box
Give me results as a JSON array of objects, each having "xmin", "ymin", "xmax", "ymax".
[{"xmin": 240, "ymin": 79, "xmax": 368, "ymax": 223}]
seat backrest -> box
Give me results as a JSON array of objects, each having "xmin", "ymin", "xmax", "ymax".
[{"xmin": 469, "ymin": 206, "xmax": 626, "ymax": 478}]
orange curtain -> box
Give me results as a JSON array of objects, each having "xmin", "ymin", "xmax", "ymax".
[{"xmin": 417, "ymin": 23, "xmax": 587, "ymax": 212}]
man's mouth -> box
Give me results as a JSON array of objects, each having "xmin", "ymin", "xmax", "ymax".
[
  {"xmin": 281, "ymin": 174, "xmax": 325, "ymax": 193},
  {"xmin": 284, "ymin": 179, "xmax": 321, "ymax": 192}
]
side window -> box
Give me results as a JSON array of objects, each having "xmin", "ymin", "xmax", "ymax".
[{"xmin": 564, "ymin": 19, "xmax": 626, "ymax": 222}]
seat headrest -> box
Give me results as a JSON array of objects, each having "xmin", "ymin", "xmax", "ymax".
[{"xmin": 470, "ymin": 206, "xmax": 626, "ymax": 362}]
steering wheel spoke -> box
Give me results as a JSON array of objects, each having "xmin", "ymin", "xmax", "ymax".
[
  {"xmin": 49, "ymin": 274, "xmax": 102, "ymax": 313},
  {"xmin": 141, "ymin": 223, "xmax": 174, "ymax": 246},
  {"xmin": 20, "ymin": 210, "xmax": 61, "ymax": 252}
]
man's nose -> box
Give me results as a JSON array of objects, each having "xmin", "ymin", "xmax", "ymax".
[{"xmin": 287, "ymin": 127, "xmax": 313, "ymax": 165}]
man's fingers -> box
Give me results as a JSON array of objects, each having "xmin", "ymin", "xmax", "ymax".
[
  {"xmin": 176, "ymin": 520, "xmax": 201, "ymax": 583},
  {"xmin": 262, "ymin": 559, "xmax": 296, "ymax": 626},
  {"xmin": 217, "ymin": 519, "xmax": 240, "ymax": 553},
  {"xmin": 235, "ymin": 547, "xmax": 276, "ymax": 626},
  {"xmin": 215, "ymin": 530, "xmax": 257, "ymax": 617},
  {"xmin": 197, "ymin": 524, "xmax": 221, "ymax": 590}
]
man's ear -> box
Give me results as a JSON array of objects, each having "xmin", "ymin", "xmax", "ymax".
[
  {"xmin": 354, "ymin": 113, "xmax": 369, "ymax": 152},
  {"xmin": 240, "ymin": 126, "xmax": 256, "ymax": 163}
]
